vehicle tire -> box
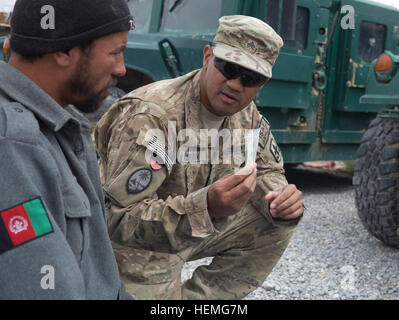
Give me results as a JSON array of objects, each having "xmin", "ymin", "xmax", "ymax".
[
  {"xmin": 83, "ymin": 86, "xmax": 126, "ymax": 124},
  {"xmin": 353, "ymin": 115, "xmax": 399, "ymax": 248}
]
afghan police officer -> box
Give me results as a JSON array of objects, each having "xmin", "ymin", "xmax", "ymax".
[
  {"xmin": 95, "ymin": 15, "xmax": 304, "ymax": 300},
  {"xmin": 0, "ymin": 0, "xmax": 134, "ymax": 299}
]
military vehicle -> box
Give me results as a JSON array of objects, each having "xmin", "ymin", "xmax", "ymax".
[
  {"xmin": 0, "ymin": 23, "xmax": 9, "ymax": 36},
  {"xmin": 102, "ymin": 0, "xmax": 398, "ymax": 160},
  {"xmin": 1, "ymin": 0, "xmax": 399, "ymax": 247},
  {"xmin": 0, "ymin": 9, "xmax": 10, "ymax": 61},
  {"xmin": 118, "ymin": 0, "xmax": 399, "ymax": 249},
  {"xmin": 353, "ymin": 50, "xmax": 399, "ymax": 248},
  {"xmin": 0, "ymin": 31, "xmax": 10, "ymax": 62}
]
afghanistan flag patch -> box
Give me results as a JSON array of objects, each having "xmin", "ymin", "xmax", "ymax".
[{"xmin": 0, "ymin": 198, "xmax": 53, "ymax": 254}]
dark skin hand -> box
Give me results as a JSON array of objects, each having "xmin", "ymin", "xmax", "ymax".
[
  {"xmin": 207, "ymin": 163, "xmax": 257, "ymax": 219},
  {"xmin": 207, "ymin": 163, "xmax": 304, "ymax": 220},
  {"xmin": 265, "ymin": 184, "xmax": 304, "ymax": 220}
]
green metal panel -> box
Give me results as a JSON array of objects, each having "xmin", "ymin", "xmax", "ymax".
[
  {"xmin": 256, "ymin": 80, "xmax": 313, "ymax": 109},
  {"xmin": 321, "ymin": 0, "xmax": 399, "ymax": 146},
  {"xmin": 3, "ymin": 0, "xmax": 399, "ymax": 163},
  {"xmin": 360, "ymin": 56, "xmax": 399, "ymax": 105},
  {"xmin": 280, "ymin": 143, "xmax": 359, "ymax": 162},
  {"xmin": 393, "ymin": 26, "xmax": 399, "ymax": 55},
  {"xmin": 124, "ymin": 33, "xmax": 172, "ymax": 81},
  {"xmin": 253, "ymin": 0, "xmax": 330, "ymax": 148},
  {"xmin": 333, "ymin": 0, "xmax": 393, "ymax": 111},
  {"xmin": 115, "ymin": 0, "xmax": 399, "ymax": 162},
  {"xmin": 222, "ymin": 0, "xmax": 243, "ymax": 15}
]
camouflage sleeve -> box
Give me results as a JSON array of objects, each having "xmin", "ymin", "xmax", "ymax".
[
  {"xmin": 248, "ymin": 107, "xmax": 300, "ymax": 228},
  {"xmin": 94, "ymin": 101, "xmax": 217, "ymax": 252}
]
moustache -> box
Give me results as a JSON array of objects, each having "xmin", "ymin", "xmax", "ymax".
[{"xmin": 108, "ymin": 77, "xmax": 118, "ymax": 89}]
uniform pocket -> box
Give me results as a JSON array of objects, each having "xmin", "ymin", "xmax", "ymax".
[
  {"xmin": 62, "ymin": 180, "xmax": 91, "ymax": 263},
  {"xmin": 63, "ymin": 183, "xmax": 91, "ymax": 219}
]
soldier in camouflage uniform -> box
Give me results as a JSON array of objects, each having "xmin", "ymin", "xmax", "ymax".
[{"xmin": 94, "ymin": 15, "xmax": 304, "ymax": 299}]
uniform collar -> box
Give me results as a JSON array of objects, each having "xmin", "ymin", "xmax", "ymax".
[
  {"xmin": 0, "ymin": 61, "xmax": 88, "ymax": 132},
  {"xmin": 184, "ymin": 70, "xmax": 203, "ymax": 130}
]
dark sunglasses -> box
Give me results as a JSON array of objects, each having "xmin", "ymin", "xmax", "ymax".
[{"xmin": 213, "ymin": 57, "xmax": 268, "ymax": 87}]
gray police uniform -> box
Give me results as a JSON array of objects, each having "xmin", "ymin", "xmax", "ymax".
[{"xmin": 0, "ymin": 61, "xmax": 131, "ymax": 299}]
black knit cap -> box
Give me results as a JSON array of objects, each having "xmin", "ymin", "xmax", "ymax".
[{"xmin": 10, "ymin": 0, "xmax": 133, "ymax": 55}]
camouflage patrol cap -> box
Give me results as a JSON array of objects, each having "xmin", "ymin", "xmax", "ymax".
[{"xmin": 212, "ymin": 15, "xmax": 283, "ymax": 78}]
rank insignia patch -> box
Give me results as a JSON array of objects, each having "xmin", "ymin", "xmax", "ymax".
[
  {"xmin": 258, "ymin": 116, "xmax": 270, "ymax": 149},
  {"xmin": 0, "ymin": 198, "xmax": 53, "ymax": 254},
  {"xmin": 126, "ymin": 168, "xmax": 152, "ymax": 194},
  {"xmin": 270, "ymin": 137, "xmax": 282, "ymax": 163}
]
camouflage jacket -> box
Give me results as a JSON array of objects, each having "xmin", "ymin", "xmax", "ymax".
[{"xmin": 94, "ymin": 69, "xmax": 295, "ymax": 253}]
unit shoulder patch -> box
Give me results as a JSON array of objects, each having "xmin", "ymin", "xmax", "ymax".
[
  {"xmin": 126, "ymin": 168, "xmax": 153, "ymax": 194},
  {"xmin": 258, "ymin": 116, "xmax": 270, "ymax": 149}
]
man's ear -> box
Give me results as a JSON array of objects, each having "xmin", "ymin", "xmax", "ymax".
[
  {"xmin": 52, "ymin": 47, "xmax": 81, "ymax": 68},
  {"xmin": 203, "ymin": 45, "xmax": 213, "ymax": 69}
]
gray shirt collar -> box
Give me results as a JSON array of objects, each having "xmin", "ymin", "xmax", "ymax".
[{"xmin": 0, "ymin": 61, "xmax": 90, "ymax": 133}]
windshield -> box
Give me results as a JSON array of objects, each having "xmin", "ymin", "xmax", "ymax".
[
  {"xmin": 126, "ymin": 0, "xmax": 154, "ymax": 33},
  {"xmin": 0, "ymin": 0, "xmax": 14, "ymax": 12},
  {"xmin": 0, "ymin": 0, "xmax": 14, "ymax": 24},
  {"xmin": 160, "ymin": 0, "xmax": 222, "ymax": 33}
]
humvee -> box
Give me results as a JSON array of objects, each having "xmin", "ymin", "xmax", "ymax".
[
  {"xmin": 1, "ymin": 0, "xmax": 399, "ymax": 247},
  {"xmin": 353, "ymin": 50, "xmax": 399, "ymax": 248},
  {"xmin": 103, "ymin": 0, "xmax": 399, "ymax": 160},
  {"xmin": 0, "ymin": 10, "xmax": 10, "ymax": 60},
  {"xmin": 117, "ymin": 0, "xmax": 399, "ymax": 249},
  {"xmin": 0, "ymin": 23, "xmax": 9, "ymax": 36},
  {"xmin": 0, "ymin": 12, "xmax": 10, "ymax": 39}
]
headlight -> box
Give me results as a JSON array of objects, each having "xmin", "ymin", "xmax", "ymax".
[
  {"xmin": 375, "ymin": 52, "xmax": 398, "ymax": 83},
  {"xmin": 2, "ymin": 38, "xmax": 10, "ymax": 55}
]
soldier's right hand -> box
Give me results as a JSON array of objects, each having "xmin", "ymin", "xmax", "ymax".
[{"xmin": 207, "ymin": 163, "xmax": 257, "ymax": 219}]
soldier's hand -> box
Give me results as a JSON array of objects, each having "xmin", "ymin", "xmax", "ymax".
[
  {"xmin": 207, "ymin": 163, "xmax": 257, "ymax": 219},
  {"xmin": 264, "ymin": 184, "xmax": 303, "ymax": 220}
]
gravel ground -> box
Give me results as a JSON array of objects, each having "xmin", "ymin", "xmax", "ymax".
[{"xmin": 181, "ymin": 166, "xmax": 399, "ymax": 300}]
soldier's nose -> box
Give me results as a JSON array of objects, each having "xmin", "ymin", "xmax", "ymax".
[
  {"xmin": 226, "ymin": 77, "xmax": 243, "ymax": 92},
  {"xmin": 113, "ymin": 63, "xmax": 126, "ymax": 77},
  {"xmin": 113, "ymin": 55, "xmax": 127, "ymax": 77}
]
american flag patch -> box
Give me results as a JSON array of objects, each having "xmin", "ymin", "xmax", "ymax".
[{"xmin": 146, "ymin": 136, "xmax": 174, "ymax": 172}]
